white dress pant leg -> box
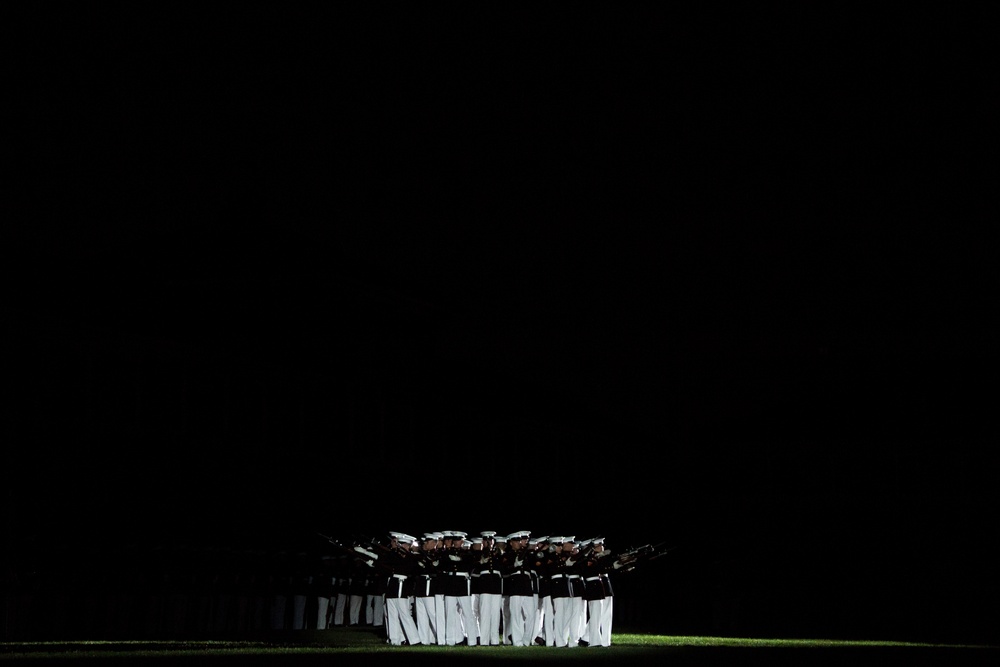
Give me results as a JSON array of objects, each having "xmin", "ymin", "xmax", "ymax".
[
  {"xmin": 457, "ymin": 592, "xmax": 477, "ymax": 644},
  {"xmin": 415, "ymin": 597, "xmax": 435, "ymax": 645},
  {"xmin": 478, "ymin": 593, "xmax": 502, "ymax": 645},
  {"xmin": 434, "ymin": 594, "xmax": 446, "ymax": 644},
  {"xmin": 531, "ymin": 593, "xmax": 542, "ymax": 640},
  {"xmin": 502, "ymin": 595, "xmax": 511, "ymax": 643},
  {"xmin": 542, "ymin": 595, "xmax": 555, "ymax": 646},
  {"xmin": 600, "ymin": 595, "xmax": 613, "ymax": 646},
  {"xmin": 553, "ymin": 596, "xmax": 571, "ymax": 647},
  {"xmin": 403, "ymin": 596, "xmax": 419, "ymax": 644},
  {"xmin": 316, "ymin": 596, "xmax": 330, "ymax": 629},
  {"xmin": 509, "ymin": 595, "xmax": 534, "ymax": 646},
  {"xmin": 349, "ymin": 594, "xmax": 363, "ymax": 625},
  {"xmin": 569, "ymin": 595, "xmax": 586, "ymax": 644},
  {"xmin": 385, "ymin": 596, "xmax": 405, "ymax": 645},
  {"xmin": 291, "ymin": 594, "xmax": 307, "ymax": 630},
  {"xmin": 444, "ymin": 595, "xmax": 462, "ymax": 645},
  {"xmin": 333, "ymin": 592, "xmax": 348, "ymax": 625},
  {"xmin": 586, "ymin": 598, "xmax": 604, "ymax": 646}
]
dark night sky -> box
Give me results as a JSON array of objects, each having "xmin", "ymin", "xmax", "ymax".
[{"xmin": 8, "ymin": 5, "xmax": 999, "ymax": 641}]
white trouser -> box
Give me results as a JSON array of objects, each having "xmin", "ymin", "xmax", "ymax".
[
  {"xmin": 541, "ymin": 595, "xmax": 555, "ymax": 646},
  {"xmin": 291, "ymin": 594, "xmax": 307, "ymax": 630},
  {"xmin": 502, "ymin": 596, "xmax": 511, "ymax": 643},
  {"xmin": 569, "ymin": 596, "xmax": 586, "ymax": 644},
  {"xmin": 348, "ymin": 594, "xmax": 364, "ymax": 625},
  {"xmin": 508, "ymin": 594, "xmax": 535, "ymax": 646},
  {"xmin": 385, "ymin": 596, "xmax": 418, "ymax": 645},
  {"xmin": 444, "ymin": 593, "xmax": 476, "ymax": 645},
  {"xmin": 369, "ymin": 594, "xmax": 384, "ymax": 626},
  {"xmin": 478, "ymin": 592, "xmax": 503, "ymax": 645},
  {"xmin": 316, "ymin": 596, "xmax": 331, "ymax": 629},
  {"xmin": 333, "ymin": 592, "xmax": 348, "ymax": 625},
  {"xmin": 585, "ymin": 598, "xmax": 606, "ymax": 646},
  {"xmin": 531, "ymin": 593, "xmax": 542, "ymax": 640},
  {"xmin": 414, "ymin": 596, "xmax": 438, "ymax": 645},
  {"xmin": 600, "ymin": 596, "xmax": 613, "ymax": 646},
  {"xmin": 552, "ymin": 596, "xmax": 572, "ymax": 647}
]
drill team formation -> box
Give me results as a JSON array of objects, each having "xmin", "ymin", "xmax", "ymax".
[{"xmin": 319, "ymin": 531, "xmax": 671, "ymax": 647}]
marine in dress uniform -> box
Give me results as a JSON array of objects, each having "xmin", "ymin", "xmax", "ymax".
[
  {"xmin": 493, "ymin": 535, "xmax": 510, "ymax": 646},
  {"xmin": 315, "ymin": 555, "xmax": 336, "ymax": 629},
  {"xmin": 524, "ymin": 536, "xmax": 549, "ymax": 643},
  {"xmin": 355, "ymin": 532, "xmax": 421, "ymax": 645},
  {"xmin": 549, "ymin": 536, "xmax": 585, "ymax": 647},
  {"xmin": 366, "ymin": 554, "xmax": 387, "ymax": 633},
  {"xmin": 467, "ymin": 536, "xmax": 483, "ymax": 642},
  {"xmin": 331, "ymin": 552, "xmax": 350, "ymax": 626},
  {"xmin": 347, "ymin": 559, "xmax": 368, "ymax": 626},
  {"xmin": 593, "ymin": 537, "xmax": 615, "ymax": 647},
  {"xmin": 439, "ymin": 531, "xmax": 476, "ymax": 646},
  {"xmin": 412, "ymin": 533, "xmax": 442, "ymax": 646},
  {"xmin": 473, "ymin": 531, "xmax": 504, "ymax": 645},
  {"xmin": 564, "ymin": 537, "xmax": 587, "ymax": 646},
  {"xmin": 501, "ymin": 530, "xmax": 535, "ymax": 646},
  {"xmin": 534, "ymin": 537, "xmax": 560, "ymax": 646},
  {"xmin": 578, "ymin": 537, "xmax": 608, "ymax": 647}
]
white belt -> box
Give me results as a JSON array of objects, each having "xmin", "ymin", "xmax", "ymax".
[
  {"xmin": 586, "ymin": 576, "xmax": 601, "ymax": 582},
  {"xmin": 393, "ymin": 574, "xmax": 408, "ymax": 580},
  {"xmin": 568, "ymin": 575, "xmax": 581, "ymax": 579},
  {"xmin": 551, "ymin": 574, "xmax": 565, "ymax": 579}
]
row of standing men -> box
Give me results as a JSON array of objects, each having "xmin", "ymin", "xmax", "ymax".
[{"xmin": 326, "ymin": 530, "xmax": 632, "ymax": 647}]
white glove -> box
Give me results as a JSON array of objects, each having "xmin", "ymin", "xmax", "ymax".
[
  {"xmin": 354, "ymin": 546, "xmax": 378, "ymax": 559},
  {"xmin": 565, "ymin": 558, "xmax": 575, "ymax": 566},
  {"xmin": 449, "ymin": 554, "xmax": 462, "ymax": 561},
  {"xmin": 514, "ymin": 557, "xmax": 524, "ymax": 568}
]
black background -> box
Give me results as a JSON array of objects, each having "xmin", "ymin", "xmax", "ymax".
[{"xmin": 8, "ymin": 5, "xmax": 998, "ymax": 643}]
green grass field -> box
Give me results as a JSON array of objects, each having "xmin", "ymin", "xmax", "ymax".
[{"xmin": 2, "ymin": 629, "xmax": 998, "ymax": 666}]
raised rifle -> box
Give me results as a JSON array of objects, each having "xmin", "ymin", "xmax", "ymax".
[{"xmin": 613, "ymin": 541, "xmax": 675, "ymax": 572}]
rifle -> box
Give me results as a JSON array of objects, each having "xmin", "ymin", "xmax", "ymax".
[
  {"xmin": 316, "ymin": 533, "xmax": 355, "ymax": 553},
  {"xmin": 613, "ymin": 542, "xmax": 675, "ymax": 572},
  {"xmin": 354, "ymin": 535, "xmax": 394, "ymax": 555},
  {"xmin": 355, "ymin": 534, "xmax": 442, "ymax": 571},
  {"xmin": 317, "ymin": 533, "xmax": 385, "ymax": 566},
  {"xmin": 576, "ymin": 540, "xmax": 599, "ymax": 561}
]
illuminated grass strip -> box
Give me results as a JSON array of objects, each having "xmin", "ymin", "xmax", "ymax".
[
  {"xmin": 614, "ymin": 634, "xmax": 994, "ymax": 648},
  {"xmin": 2, "ymin": 634, "xmax": 996, "ymax": 657}
]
